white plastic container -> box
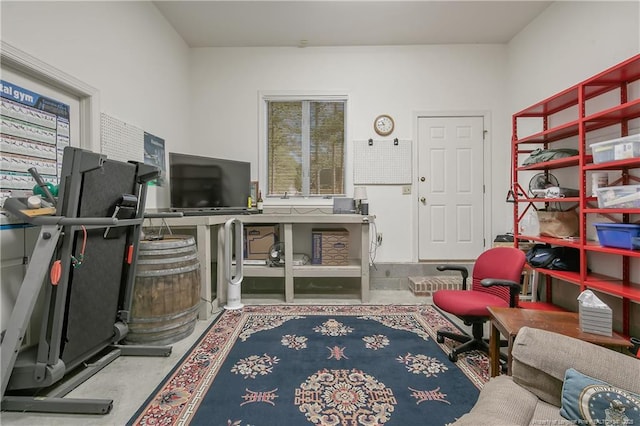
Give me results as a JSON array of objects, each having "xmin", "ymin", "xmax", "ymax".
[
  {"xmin": 590, "ymin": 134, "xmax": 640, "ymax": 164},
  {"xmin": 594, "ymin": 184, "xmax": 640, "ymax": 208}
]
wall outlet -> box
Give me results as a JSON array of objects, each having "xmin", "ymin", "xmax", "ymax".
[{"xmin": 402, "ymin": 185, "xmax": 411, "ymax": 195}]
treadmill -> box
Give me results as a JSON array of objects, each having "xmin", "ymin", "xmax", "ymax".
[{"xmin": 1, "ymin": 146, "xmax": 171, "ymax": 414}]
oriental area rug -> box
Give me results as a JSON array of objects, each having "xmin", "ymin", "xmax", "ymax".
[{"xmin": 129, "ymin": 305, "xmax": 489, "ymax": 426}]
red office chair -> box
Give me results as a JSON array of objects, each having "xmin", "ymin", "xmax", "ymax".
[{"xmin": 432, "ymin": 247, "xmax": 526, "ymax": 362}]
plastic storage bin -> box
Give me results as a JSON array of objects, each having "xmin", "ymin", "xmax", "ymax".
[
  {"xmin": 594, "ymin": 184, "xmax": 640, "ymax": 208},
  {"xmin": 590, "ymin": 134, "xmax": 640, "ymax": 164},
  {"xmin": 594, "ymin": 223, "xmax": 640, "ymax": 249}
]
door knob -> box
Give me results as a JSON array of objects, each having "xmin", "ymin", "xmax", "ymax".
[
  {"xmin": 420, "ymin": 177, "xmax": 426, "ymax": 182},
  {"xmin": 420, "ymin": 197, "xmax": 426, "ymax": 204}
]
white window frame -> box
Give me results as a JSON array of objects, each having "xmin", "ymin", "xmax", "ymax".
[{"xmin": 258, "ymin": 91, "xmax": 349, "ymax": 205}]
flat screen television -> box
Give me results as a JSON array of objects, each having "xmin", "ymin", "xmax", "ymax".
[{"xmin": 169, "ymin": 152, "xmax": 250, "ymax": 211}]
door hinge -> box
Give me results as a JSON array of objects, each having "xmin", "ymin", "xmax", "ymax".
[{"xmin": 483, "ymin": 130, "xmax": 488, "ymax": 140}]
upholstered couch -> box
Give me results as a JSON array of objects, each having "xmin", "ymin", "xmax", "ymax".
[{"xmin": 454, "ymin": 326, "xmax": 640, "ymax": 425}]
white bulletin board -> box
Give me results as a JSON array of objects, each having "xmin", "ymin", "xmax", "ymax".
[{"xmin": 353, "ymin": 139, "xmax": 412, "ymax": 185}]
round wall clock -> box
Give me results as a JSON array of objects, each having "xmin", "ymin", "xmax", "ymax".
[{"xmin": 374, "ymin": 114, "xmax": 394, "ymax": 136}]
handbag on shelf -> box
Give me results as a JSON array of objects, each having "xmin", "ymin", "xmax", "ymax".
[{"xmin": 537, "ymin": 209, "xmax": 579, "ymax": 238}]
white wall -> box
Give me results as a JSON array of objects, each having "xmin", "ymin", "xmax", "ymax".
[
  {"xmin": 1, "ymin": 0, "xmax": 192, "ymax": 208},
  {"xmin": 1, "ymin": 0, "xmax": 638, "ymax": 336},
  {"xmin": 187, "ymin": 2, "xmax": 639, "ymax": 263},
  {"xmin": 1, "ymin": 1, "xmax": 638, "ymax": 265},
  {"xmin": 1, "ymin": 0, "xmax": 191, "ymax": 333},
  {"xmin": 189, "ymin": 45, "xmax": 511, "ymax": 262},
  {"xmin": 508, "ymin": 1, "xmax": 640, "ymax": 112}
]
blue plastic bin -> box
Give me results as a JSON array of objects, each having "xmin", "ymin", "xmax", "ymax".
[{"xmin": 594, "ymin": 223, "xmax": 640, "ymax": 250}]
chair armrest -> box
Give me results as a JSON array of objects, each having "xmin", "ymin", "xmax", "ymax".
[
  {"xmin": 436, "ymin": 264, "xmax": 469, "ymax": 290},
  {"xmin": 481, "ymin": 278, "xmax": 522, "ymax": 307}
]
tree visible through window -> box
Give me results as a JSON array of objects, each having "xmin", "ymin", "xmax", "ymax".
[{"xmin": 267, "ymin": 99, "xmax": 345, "ymax": 197}]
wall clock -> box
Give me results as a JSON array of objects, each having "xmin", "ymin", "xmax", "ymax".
[{"xmin": 374, "ymin": 114, "xmax": 394, "ymax": 136}]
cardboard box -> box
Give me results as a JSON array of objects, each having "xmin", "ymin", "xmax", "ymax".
[
  {"xmin": 579, "ymin": 303, "xmax": 612, "ymax": 336},
  {"xmin": 244, "ymin": 225, "xmax": 278, "ymax": 260},
  {"xmin": 312, "ymin": 229, "xmax": 349, "ymax": 265}
]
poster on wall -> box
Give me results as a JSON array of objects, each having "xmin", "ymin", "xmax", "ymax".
[
  {"xmin": 144, "ymin": 131, "xmax": 165, "ymax": 186},
  {"xmin": 0, "ymin": 80, "xmax": 70, "ymax": 212}
]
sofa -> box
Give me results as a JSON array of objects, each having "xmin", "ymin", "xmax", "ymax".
[{"xmin": 454, "ymin": 326, "xmax": 640, "ymax": 425}]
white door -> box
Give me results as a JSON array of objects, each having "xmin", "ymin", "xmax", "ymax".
[{"xmin": 418, "ymin": 116, "xmax": 485, "ymax": 260}]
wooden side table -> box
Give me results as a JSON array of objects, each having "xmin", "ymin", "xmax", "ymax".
[{"xmin": 487, "ymin": 307, "xmax": 630, "ymax": 377}]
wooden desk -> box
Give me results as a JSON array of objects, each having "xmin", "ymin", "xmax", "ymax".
[
  {"xmin": 144, "ymin": 214, "xmax": 372, "ymax": 319},
  {"xmin": 487, "ymin": 307, "xmax": 630, "ymax": 377}
]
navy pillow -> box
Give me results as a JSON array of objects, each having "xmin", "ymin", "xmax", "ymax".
[{"xmin": 560, "ymin": 368, "xmax": 640, "ymax": 425}]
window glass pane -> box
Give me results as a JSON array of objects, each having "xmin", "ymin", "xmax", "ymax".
[
  {"xmin": 267, "ymin": 101, "xmax": 302, "ymax": 195},
  {"xmin": 310, "ymin": 102, "xmax": 344, "ymax": 195},
  {"xmin": 266, "ymin": 98, "xmax": 345, "ymax": 197}
]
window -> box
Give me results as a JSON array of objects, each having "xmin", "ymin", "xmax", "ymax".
[{"xmin": 265, "ymin": 97, "xmax": 346, "ymax": 197}]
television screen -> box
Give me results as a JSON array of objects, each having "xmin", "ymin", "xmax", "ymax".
[{"xmin": 169, "ymin": 152, "xmax": 250, "ymax": 211}]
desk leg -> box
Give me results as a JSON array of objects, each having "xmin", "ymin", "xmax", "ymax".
[
  {"xmin": 197, "ymin": 224, "xmax": 213, "ymax": 319},
  {"xmin": 489, "ymin": 322, "xmax": 500, "ymax": 378},
  {"xmin": 284, "ymin": 223, "xmax": 293, "ymax": 303},
  {"xmin": 360, "ymin": 222, "xmax": 370, "ymax": 302},
  {"xmin": 216, "ymin": 225, "xmax": 226, "ymax": 309}
]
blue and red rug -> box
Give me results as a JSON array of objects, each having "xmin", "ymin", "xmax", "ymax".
[{"xmin": 129, "ymin": 304, "xmax": 488, "ymax": 425}]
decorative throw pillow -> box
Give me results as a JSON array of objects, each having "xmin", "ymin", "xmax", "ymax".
[{"xmin": 560, "ymin": 368, "xmax": 640, "ymax": 425}]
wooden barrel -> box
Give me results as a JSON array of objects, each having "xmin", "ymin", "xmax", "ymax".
[{"xmin": 125, "ymin": 235, "xmax": 201, "ymax": 345}]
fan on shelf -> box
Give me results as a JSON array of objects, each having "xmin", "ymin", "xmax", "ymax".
[
  {"xmin": 528, "ymin": 173, "xmax": 559, "ymax": 197},
  {"xmin": 268, "ymin": 242, "xmax": 285, "ymax": 267}
]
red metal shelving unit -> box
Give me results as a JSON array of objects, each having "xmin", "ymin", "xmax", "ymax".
[{"xmin": 511, "ymin": 54, "xmax": 640, "ymax": 337}]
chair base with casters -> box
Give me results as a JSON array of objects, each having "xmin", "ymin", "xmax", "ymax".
[
  {"xmin": 436, "ymin": 319, "xmax": 510, "ymax": 374},
  {"xmin": 436, "ymin": 321, "xmax": 488, "ymax": 362}
]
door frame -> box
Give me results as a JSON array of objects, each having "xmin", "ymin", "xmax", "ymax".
[{"xmin": 412, "ymin": 110, "xmax": 493, "ymax": 262}]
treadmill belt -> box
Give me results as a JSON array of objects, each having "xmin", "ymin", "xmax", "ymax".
[{"xmin": 60, "ymin": 160, "xmax": 136, "ymax": 368}]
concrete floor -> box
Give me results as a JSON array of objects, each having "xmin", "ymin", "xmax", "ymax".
[{"xmin": 1, "ymin": 290, "xmax": 470, "ymax": 426}]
